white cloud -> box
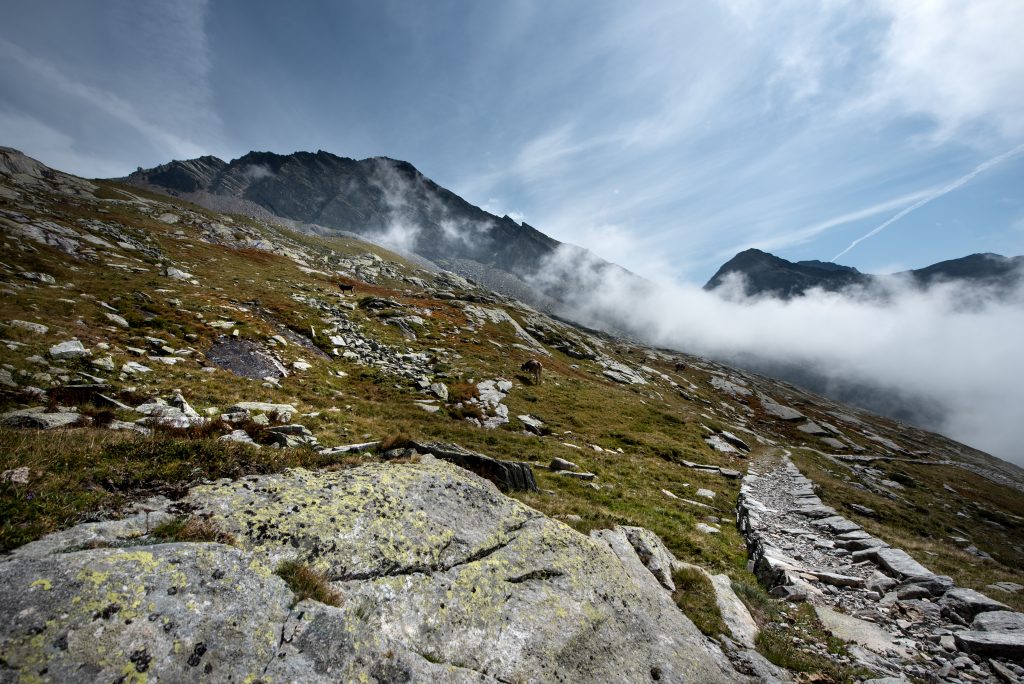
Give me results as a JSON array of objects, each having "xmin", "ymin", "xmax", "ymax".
[
  {"xmin": 862, "ymin": 0, "xmax": 1024, "ymax": 141},
  {"xmin": 0, "ymin": 0, "xmax": 220, "ymax": 174},
  {"xmin": 0, "ymin": 109, "xmax": 125, "ymax": 178},
  {"xmin": 531, "ymin": 243, "xmax": 1024, "ymax": 466},
  {"xmin": 833, "ymin": 143, "xmax": 1024, "ymax": 261}
]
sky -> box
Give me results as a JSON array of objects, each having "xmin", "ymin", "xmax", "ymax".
[
  {"xmin": 2, "ymin": 1, "xmax": 1024, "ymax": 463},
  {"xmin": 1, "ymin": 0, "xmax": 1022, "ymax": 284}
]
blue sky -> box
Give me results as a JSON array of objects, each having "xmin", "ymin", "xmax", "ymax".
[{"xmin": 2, "ymin": 0, "xmax": 1022, "ymax": 283}]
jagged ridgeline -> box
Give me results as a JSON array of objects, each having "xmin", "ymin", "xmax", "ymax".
[
  {"xmin": 1, "ymin": 147, "xmax": 1023, "ymax": 682},
  {"xmin": 704, "ymin": 247, "xmax": 1024, "ymax": 300},
  {"xmin": 124, "ymin": 149, "xmax": 646, "ymax": 311}
]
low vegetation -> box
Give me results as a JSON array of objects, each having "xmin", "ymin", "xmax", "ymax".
[
  {"xmin": 670, "ymin": 566, "xmax": 727, "ymax": 636},
  {"xmin": 275, "ymin": 559, "xmax": 343, "ymax": 607},
  {"xmin": 150, "ymin": 516, "xmax": 236, "ymax": 545}
]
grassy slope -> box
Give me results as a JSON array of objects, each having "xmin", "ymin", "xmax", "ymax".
[{"xmin": 1, "ymin": 174, "xmax": 1021, "ymax": 680}]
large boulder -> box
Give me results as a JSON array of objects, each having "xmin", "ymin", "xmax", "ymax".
[
  {"xmin": 0, "ymin": 459, "xmax": 743, "ymax": 682},
  {"xmin": 940, "ymin": 587, "xmax": 1010, "ymax": 623},
  {"xmin": 410, "ymin": 440, "xmax": 537, "ymax": 491},
  {"xmin": 0, "ymin": 407, "xmax": 81, "ymax": 430}
]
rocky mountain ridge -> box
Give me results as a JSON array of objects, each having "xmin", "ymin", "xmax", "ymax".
[
  {"xmin": 124, "ymin": 149, "xmax": 637, "ymax": 309},
  {"xmin": 705, "ymin": 248, "xmax": 1024, "ymax": 299},
  {"xmin": 2, "ymin": 147, "xmax": 1023, "ymax": 682}
]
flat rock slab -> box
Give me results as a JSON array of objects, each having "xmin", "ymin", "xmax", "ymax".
[
  {"xmin": 0, "ymin": 407, "xmax": 80, "ymax": 430},
  {"xmin": 761, "ymin": 399, "xmax": 805, "ymax": 421},
  {"xmin": 872, "ymin": 548, "xmax": 934, "ymax": 580},
  {"xmin": 806, "ymin": 570, "xmax": 865, "ymax": 589},
  {"xmin": 814, "ymin": 605, "xmax": 911, "ymax": 659},
  {"xmin": 941, "ymin": 587, "xmax": 1009, "ymax": 622},
  {"xmin": 972, "ymin": 610, "xmax": 1024, "ymax": 632},
  {"xmin": 710, "ymin": 574, "xmax": 760, "ymax": 650},
  {"xmin": 411, "ymin": 440, "xmax": 538, "ymax": 491},
  {"xmin": 206, "ymin": 338, "xmax": 287, "ymax": 379},
  {"xmin": 795, "ymin": 504, "xmax": 837, "ymax": 519},
  {"xmin": 811, "ymin": 516, "xmax": 861, "ymax": 534},
  {"xmin": 954, "ymin": 630, "xmax": 1024, "ymax": 660},
  {"xmin": 0, "ymin": 543, "xmax": 293, "ymax": 681}
]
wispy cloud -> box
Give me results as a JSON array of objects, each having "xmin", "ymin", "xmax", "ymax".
[
  {"xmin": 0, "ymin": 37, "xmax": 208, "ymax": 161},
  {"xmin": 833, "ymin": 143, "xmax": 1024, "ymax": 261},
  {"xmin": 861, "ymin": 0, "xmax": 1024, "ymax": 141}
]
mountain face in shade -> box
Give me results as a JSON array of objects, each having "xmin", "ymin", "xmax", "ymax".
[
  {"xmin": 124, "ymin": 150, "xmax": 576, "ymax": 297},
  {"xmin": 705, "ymin": 248, "xmax": 1024, "ymax": 299},
  {"xmin": 703, "ymin": 249, "xmax": 870, "ymax": 298}
]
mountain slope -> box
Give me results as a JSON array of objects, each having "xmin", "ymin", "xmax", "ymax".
[
  {"xmin": 4, "ymin": 148, "xmax": 1024, "ymax": 681},
  {"xmin": 124, "ymin": 150, "xmax": 590, "ymax": 301},
  {"xmin": 705, "ymin": 248, "xmax": 1024, "ymax": 299}
]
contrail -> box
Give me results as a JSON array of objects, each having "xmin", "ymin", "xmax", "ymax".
[{"xmin": 832, "ymin": 142, "xmax": 1024, "ymax": 262}]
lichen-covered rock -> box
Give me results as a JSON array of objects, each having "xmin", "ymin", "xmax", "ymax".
[
  {"xmin": 0, "ymin": 543, "xmax": 290, "ymax": 681},
  {"xmin": 0, "ymin": 459, "xmax": 744, "ymax": 682}
]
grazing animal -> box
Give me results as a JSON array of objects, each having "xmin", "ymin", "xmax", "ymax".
[
  {"xmin": 338, "ymin": 283, "xmax": 354, "ymax": 293},
  {"xmin": 521, "ymin": 359, "xmax": 543, "ymax": 385},
  {"xmin": 675, "ymin": 361, "xmax": 686, "ymax": 372}
]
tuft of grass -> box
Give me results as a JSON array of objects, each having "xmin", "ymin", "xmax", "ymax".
[
  {"xmin": 731, "ymin": 577, "xmax": 781, "ymax": 626},
  {"xmin": 448, "ymin": 403, "xmax": 485, "ymax": 422},
  {"xmin": 0, "ymin": 428, "xmax": 359, "ymax": 552},
  {"xmin": 151, "ymin": 516, "xmax": 235, "ymax": 545},
  {"xmin": 448, "ymin": 382, "xmax": 479, "ymax": 404},
  {"xmin": 276, "ymin": 559, "xmax": 342, "ymax": 607},
  {"xmin": 754, "ymin": 603, "xmax": 867, "ymax": 683},
  {"xmin": 378, "ymin": 432, "xmax": 413, "ymax": 452},
  {"xmin": 671, "ymin": 566, "xmax": 727, "ymax": 636}
]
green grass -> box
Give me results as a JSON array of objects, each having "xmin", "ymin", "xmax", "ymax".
[
  {"xmin": 671, "ymin": 566, "xmax": 727, "ymax": 636},
  {"xmin": 275, "ymin": 559, "xmax": 342, "ymax": 607},
  {"xmin": 754, "ymin": 603, "xmax": 868, "ymax": 683}
]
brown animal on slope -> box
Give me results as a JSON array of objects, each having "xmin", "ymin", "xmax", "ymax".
[{"xmin": 521, "ymin": 359, "xmax": 543, "ymax": 385}]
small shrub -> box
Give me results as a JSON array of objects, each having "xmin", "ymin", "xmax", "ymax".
[
  {"xmin": 77, "ymin": 406, "xmax": 117, "ymax": 428},
  {"xmin": 449, "ymin": 403, "xmax": 485, "ymax": 422},
  {"xmin": 276, "ymin": 560, "xmax": 342, "ymax": 607},
  {"xmin": 378, "ymin": 432, "xmax": 413, "ymax": 452},
  {"xmin": 731, "ymin": 577, "xmax": 781, "ymax": 626},
  {"xmin": 151, "ymin": 516, "xmax": 235, "ymax": 545},
  {"xmin": 447, "ymin": 382, "xmax": 479, "ymax": 404}
]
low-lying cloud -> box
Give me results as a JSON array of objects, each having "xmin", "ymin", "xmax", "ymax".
[{"xmin": 532, "ymin": 245, "xmax": 1024, "ymax": 466}]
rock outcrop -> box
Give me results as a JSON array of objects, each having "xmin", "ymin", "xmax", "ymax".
[
  {"xmin": 736, "ymin": 451, "xmax": 1024, "ymax": 679},
  {"xmin": 0, "ymin": 458, "xmax": 743, "ymax": 682}
]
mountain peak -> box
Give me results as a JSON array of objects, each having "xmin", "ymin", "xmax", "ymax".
[{"xmin": 706, "ymin": 248, "xmax": 1022, "ymax": 299}]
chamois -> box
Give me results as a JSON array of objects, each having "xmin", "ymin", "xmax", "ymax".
[{"xmin": 521, "ymin": 359, "xmax": 543, "ymax": 385}]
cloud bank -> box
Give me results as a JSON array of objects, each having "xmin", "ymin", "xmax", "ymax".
[{"xmin": 532, "ymin": 246, "xmax": 1024, "ymax": 466}]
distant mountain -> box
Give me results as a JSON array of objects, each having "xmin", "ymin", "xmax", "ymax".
[
  {"xmin": 123, "ymin": 150, "xmax": 632, "ymax": 307},
  {"xmin": 705, "ymin": 248, "xmax": 1024, "ymax": 298}
]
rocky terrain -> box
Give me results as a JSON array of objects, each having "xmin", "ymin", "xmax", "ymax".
[
  {"xmin": 1, "ymin": 146, "xmax": 1023, "ymax": 682},
  {"xmin": 740, "ymin": 452, "xmax": 1024, "ymax": 681}
]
